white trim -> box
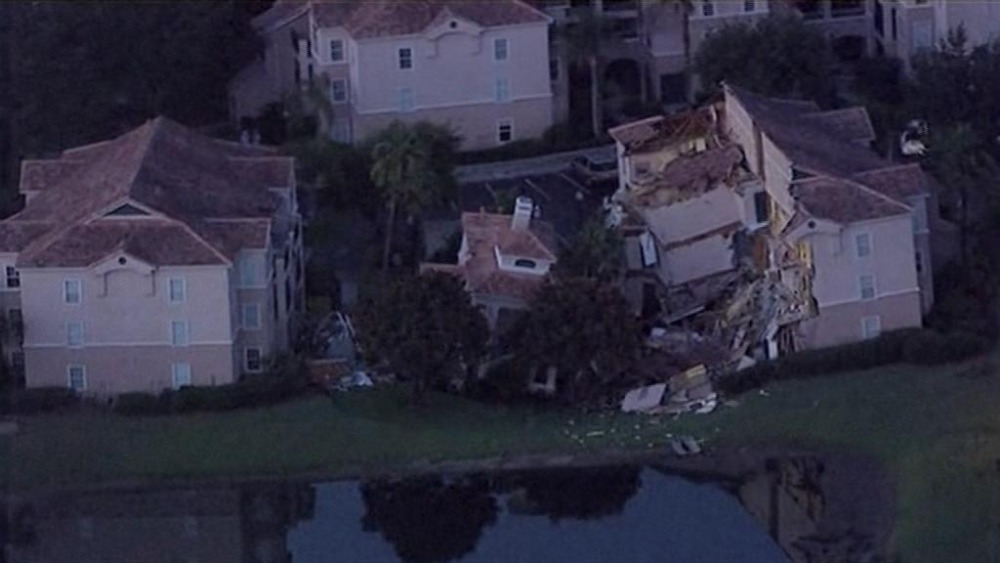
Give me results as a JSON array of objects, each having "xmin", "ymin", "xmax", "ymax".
[
  {"xmin": 171, "ymin": 362, "xmax": 192, "ymax": 389},
  {"xmin": 170, "ymin": 320, "xmax": 190, "ymax": 347},
  {"xmin": 244, "ymin": 347, "xmax": 264, "ymax": 373},
  {"xmin": 854, "ymin": 231, "xmax": 873, "ymax": 259},
  {"xmin": 497, "ymin": 118, "xmax": 514, "ymax": 144},
  {"xmin": 25, "ymin": 340, "xmax": 234, "ymax": 349},
  {"xmin": 63, "ymin": 278, "xmax": 82, "ymax": 305},
  {"xmin": 493, "ymin": 37, "xmax": 509, "ymax": 61},
  {"xmin": 67, "ymin": 364, "xmax": 87, "ymax": 392},
  {"xmin": 168, "ymin": 277, "xmax": 186, "ymax": 304},
  {"xmin": 330, "ymin": 78, "xmax": 349, "ymax": 104},
  {"xmin": 328, "ymin": 38, "xmax": 345, "ymax": 63},
  {"xmin": 397, "ymin": 46, "xmax": 415, "ymax": 70},
  {"xmin": 858, "ymin": 273, "xmax": 877, "ymax": 301},
  {"xmin": 818, "ymin": 287, "xmax": 921, "ymax": 309},
  {"xmin": 66, "ymin": 321, "xmax": 84, "ymax": 348},
  {"xmin": 355, "ymin": 92, "xmax": 552, "ymax": 115},
  {"xmin": 861, "ymin": 315, "xmax": 882, "ymax": 340}
]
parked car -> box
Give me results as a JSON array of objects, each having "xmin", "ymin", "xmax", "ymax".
[{"xmin": 570, "ymin": 156, "xmax": 618, "ymax": 186}]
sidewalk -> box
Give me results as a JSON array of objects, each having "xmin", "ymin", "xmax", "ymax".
[{"xmin": 456, "ymin": 144, "xmax": 616, "ymax": 183}]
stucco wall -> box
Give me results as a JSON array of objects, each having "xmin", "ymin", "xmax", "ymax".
[
  {"xmin": 796, "ymin": 290, "xmax": 922, "ymax": 350},
  {"xmin": 660, "ymin": 235, "xmax": 735, "ymax": 286}
]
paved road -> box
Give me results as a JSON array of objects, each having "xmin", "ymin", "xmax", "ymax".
[{"xmin": 455, "ymin": 145, "xmax": 617, "ymax": 183}]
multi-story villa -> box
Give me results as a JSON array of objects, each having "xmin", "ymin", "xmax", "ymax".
[
  {"xmin": 871, "ymin": 0, "xmax": 1000, "ymax": 69},
  {"xmin": 7, "ymin": 117, "xmax": 304, "ymax": 395},
  {"xmin": 230, "ymin": 0, "xmax": 556, "ymax": 150}
]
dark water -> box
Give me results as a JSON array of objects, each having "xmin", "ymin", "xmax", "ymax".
[{"xmin": 3, "ymin": 466, "xmax": 790, "ymax": 563}]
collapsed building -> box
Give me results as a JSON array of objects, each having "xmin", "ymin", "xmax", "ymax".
[{"xmin": 608, "ymin": 85, "xmax": 946, "ymax": 370}]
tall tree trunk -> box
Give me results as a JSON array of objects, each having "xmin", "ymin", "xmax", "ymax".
[
  {"xmin": 382, "ymin": 197, "xmax": 398, "ymax": 272},
  {"xmin": 589, "ymin": 56, "xmax": 602, "ymax": 139}
]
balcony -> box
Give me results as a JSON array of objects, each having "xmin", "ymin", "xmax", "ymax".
[{"xmin": 830, "ymin": 0, "xmax": 866, "ymax": 18}]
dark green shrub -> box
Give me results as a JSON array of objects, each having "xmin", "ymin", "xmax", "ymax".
[
  {"xmin": 9, "ymin": 387, "xmax": 80, "ymax": 415},
  {"xmin": 903, "ymin": 330, "xmax": 989, "ymax": 365},
  {"xmin": 113, "ymin": 392, "xmax": 165, "ymax": 416}
]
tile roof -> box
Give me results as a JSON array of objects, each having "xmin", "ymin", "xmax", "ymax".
[
  {"xmin": 9, "ymin": 117, "xmax": 292, "ymax": 267},
  {"xmin": 852, "ymin": 164, "xmax": 929, "ymax": 201},
  {"xmin": 252, "ymin": 0, "xmax": 310, "ymax": 30},
  {"xmin": 310, "ymin": 0, "xmax": 548, "ymax": 38},
  {"xmin": 608, "ymin": 106, "xmax": 717, "ymax": 155},
  {"xmin": 631, "ymin": 144, "xmax": 745, "ymax": 207},
  {"xmin": 802, "ymin": 108, "xmax": 876, "ymax": 143},
  {"xmin": 422, "ymin": 210, "xmax": 557, "ymax": 301},
  {"xmin": 790, "ymin": 177, "xmax": 911, "ymax": 224}
]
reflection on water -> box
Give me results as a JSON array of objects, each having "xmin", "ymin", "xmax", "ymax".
[{"xmin": 2, "ymin": 466, "xmax": 796, "ymax": 563}]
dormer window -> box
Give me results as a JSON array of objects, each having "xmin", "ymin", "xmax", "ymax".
[{"xmin": 514, "ymin": 259, "xmax": 537, "ymax": 269}]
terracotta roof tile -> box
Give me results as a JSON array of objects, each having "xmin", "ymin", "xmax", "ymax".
[
  {"xmin": 609, "ymin": 106, "xmax": 717, "ymax": 154},
  {"xmin": 631, "ymin": 144, "xmax": 745, "ymax": 207},
  {"xmin": 461, "ymin": 212, "xmax": 557, "ymax": 262},
  {"xmin": 803, "ymin": 108, "xmax": 876, "ymax": 143},
  {"xmin": 853, "ymin": 164, "xmax": 929, "ymax": 201},
  {"xmin": 791, "ymin": 177, "xmax": 911, "ymax": 223},
  {"xmin": 19, "ymin": 160, "xmax": 84, "ymax": 194},
  {"xmin": 313, "ymin": 0, "xmax": 548, "ymax": 38}
]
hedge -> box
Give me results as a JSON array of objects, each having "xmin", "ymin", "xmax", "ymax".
[
  {"xmin": 113, "ymin": 373, "xmax": 309, "ymax": 417},
  {"xmin": 8, "ymin": 387, "xmax": 80, "ymax": 415},
  {"xmin": 716, "ymin": 328, "xmax": 990, "ymax": 396}
]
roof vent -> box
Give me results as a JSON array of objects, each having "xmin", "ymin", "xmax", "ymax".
[{"xmin": 511, "ymin": 197, "xmax": 533, "ymax": 231}]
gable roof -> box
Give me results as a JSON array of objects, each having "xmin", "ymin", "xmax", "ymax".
[
  {"xmin": 9, "ymin": 117, "xmax": 293, "ymax": 267},
  {"xmin": 309, "ymin": 0, "xmax": 549, "ymax": 38},
  {"xmin": 608, "ymin": 106, "xmax": 717, "ymax": 155},
  {"xmin": 791, "ymin": 177, "xmax": 911, "ymax": 224}
]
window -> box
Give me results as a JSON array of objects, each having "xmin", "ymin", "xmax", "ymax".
[
  {"xmin": 514, "ymin": 259, "xmax": 537, "ymax": 269},
  {"xmin": 67, "ymin": 365, "xmax": 86, "ymax": 392},
  {"xmin": 330, "ymin": 79, "xmax": 348, "ymax": 103},
  {"xmin": 398, "ymin": 47, "xmax": 413, "ymax": 70},
  {"xmin": 171, "ymin": 321, "xmax": 189, "ymax": 347},
  {"xmin": 549, "ymin": 59, "xmax": 559, "ymax": 81},
  {"xmin": 744, "ymin": 0, "xmax": 755, "ymax": 12},
  {"xmin": 291, "ymin": 29, "xmax": 300, "ymax": 53},
  {"xmin": 912, "ymin": 21, "xmax": 934, "ymax": 51},
  {"xmin": 862, "ymin": 316, "xmax": 882, "ymax": 340},
  {"xmin": 171, "ymin": 363, "xmax": 192, "ymax": 389},
  {"xmin": 64, "ymin": 279, "xmax": 82, "ymax": 304},
  {"xmin": 494, "ymin": 77, "xmax": 510, "ymax": 102},
  {"xmin": 701, "ymin": 0, "xmax": 714, "ymax": 16},
  {"xmin": 245, "ymin": 348, "xmax": 263, "ymax": 373},
  {"xmin": 753, "ymin": 192, "xmax": 769, "ymax": 224},
  {"xmin": 332, "ymin": 121, "xmax": 351, "ymax": 143},
  {"xmin": 855, "ymin": 233, "xmax": 872, "ymax": 258},
  {"xmin": 66, "ymin": 322, "xmax": 84, "ymax": 347},
  {"xmin": 398, "ymin": 87, "xmax": 414, "ymax": 112},
  {"xmin": 329, "ymin": 39, "xmax": 344, "ymax": 62},
  {"xmin": 242, "ymin": 303, "xmax": 261, "ymax": 330},
  {"xmin": 238, "ymin": 257, "xmax": 258, "ymax": 287},
  {"xmin": 915, "ymin": 250, "xmax": 924, "ymax": 274},
  {"xmin": 494, "ymin": 38, "xmax": 509, "ymax": 61},
  {"xmin": 168, "ymin": 277, "xmax": 185, "ymax": 304},
  {"xmin": 5, "ymin": 266, "xmax": 19, "ymax": 289},
  {"xmin": 859, "ymin": 274, "xmax": 876, "ymax": 301},
  {"xmin": 497, "ymin": 119, "xmax": 514, "ymax": 144}
]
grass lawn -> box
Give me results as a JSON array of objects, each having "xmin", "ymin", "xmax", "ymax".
[{"xmin": 2, "ymin": 360, "xmax": 1000, "ymax": 562}]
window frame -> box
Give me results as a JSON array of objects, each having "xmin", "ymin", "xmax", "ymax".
[
  {"xmin": 5, "ymin": 266, "xmax": 19, "ymax": 289},
  {"xmin": 398, "ymin": 87, "xmax": 415, "ymax": 112},
  {"xmin": 168, "ymin": 277, "xmax": 186, "ymax": 304},
  {"xmin": 67, "ymin": 365, "xmax": 87, "ymax": 392},
  {"xmin": 171, "ymin": 320, "xmax": 190, "ymax": 347},
  {"xmin": 494, "ymin": 38, "xmax": 509, "ymax": 61},
  {"xmin": 63, "ymin": 278, "xmax": 82, "ymax": 304},
  {"xmin": 494, "ymin": 77, "xmax": 510, "ymax": 103},
  {"xmin": 855, "ymin": 232, "xmax": 872, "ymax": 258},
  {"xmin": 497, "ymin": 119, "xmax": 514, "ymax": 144},
  {"xmin": 513, "ymin": 258, "xmax": 537, "ymax": 269},
  {"xmin": 171, "ymin": 362, "xmax": 192, "ymax": 389},
  {"xmin": 66, "ymin": 321, "xmax": 84, "ymax": 348},
  {"xmin": 859, "ymin": 274, "xmax": 877, "ymax": 301},
  {"xmin": 329, "ymin": 39, "xmax": 344, "ymax": 63},
  {"xmin": 744, "ymin": 0, "xmax": 756, "ymax": 12},
  {"xmin": 398, "ymin": 47, "xmax": 414, "ymax": 70},
  {"xmin": 242, "ymin": 303, "xmax": 262, "ymax": 330},
  {"xmin": 245, "ymin": 348, "xmax": 263, "ymax": 373},
  {"xmin": 861, "ymin": 315, "xmax": 882, "ymax": 340},
  {"xmin": 330, "ymin": 79, "xmax": 348, "ymax": 104},
  {"xmin": 701, "ymin": 0, "xmax": 715, "ymax": 17}
]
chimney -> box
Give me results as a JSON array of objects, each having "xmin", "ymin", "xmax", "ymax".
[{"xmin": 511, "ymin": 196, "xmax": 533, "ymax": 231}]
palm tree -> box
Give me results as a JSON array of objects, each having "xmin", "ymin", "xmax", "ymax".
[
  {"xmin": 369, "ymin": 121, "xmax": 433, "ymax": 271},
  {"xmin": 564, "ymin": 10, "xmax": 607, "ymax": 138}
]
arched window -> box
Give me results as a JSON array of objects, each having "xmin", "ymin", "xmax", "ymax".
[{"xmin": 514, "ymin": 259, "xmax": 537, "ymax": 269}]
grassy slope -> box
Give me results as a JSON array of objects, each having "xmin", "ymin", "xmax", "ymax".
[{"xmin": 2, "ymin": 361, "xmax": 999, "ymax": 562}]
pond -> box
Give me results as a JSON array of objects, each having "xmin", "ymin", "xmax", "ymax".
[{"xmin": 3, "ymin": 464, "xmax": 827, "ymax": 563}]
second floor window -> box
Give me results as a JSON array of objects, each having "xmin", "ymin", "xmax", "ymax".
[
  {"xmin": 744, "ymin": 0, "xmax": 755, "ymax": 12},
  {"xmin": 64, "ymin": 279, "xmax": 82, "ymax": 304},
  {"xmin": 66, "ymin": 322, "xmax": 84, "ymax": 347},
  {"xmin": 398, "ymin": 47, "xmax": 413, "ymax": 70},
  {"xmin": 171, "ymin": 321, "xmax": 189, "ymax": 347},
  {"xmin": 242, "ymin": 303, "xmax": 262, "ymax": 330},
  {"xmin": 494, "ymin": 77, "xmax": 510, "ymax": 103},
  {"xmin": 5, "ymin": 266, "xmax": 19, "ymax": 289},
  {"xmin": 168, "ymin": 277, "xmax": 185, "ymax": 304},
  {"xmin": 331, "ymin": 79, "xmax": 348, "ymax": 103},
  {"xmin": 398, "ymin": 87, "xmax": 415, "ymax": 112},
  {"xmin": 702, "ymin": 0, "xmax": 714, "ymax": 17},
  {"xmin": 494, "ymin": 38, "xmax": 509, "ymax": 61},
  {"xmin": 329, "ymin": 39, "xmax": 344, "ymax": 62},
  {"xmin": 855, "ymin": 233, "xmax": 872, "ymax": 258},
  {"xmin": 859, "ymin": 274, "xmax": 876, "ymax": 301}
]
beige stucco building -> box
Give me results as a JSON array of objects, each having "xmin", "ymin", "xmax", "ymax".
[
  {"xmin": 231, "ymin": 0, "xmax": 556, "ymax": 150},
  {"xmin": 610, "ymin": 86, "xmax": 939, "ymax": 354},
  {"xmin": 7, "ymin": 118, "xmax": 304, "ymax": 396},
  {"xmin": 871, "ymin": 0, "xmax": 1000, "ymax": 69}
]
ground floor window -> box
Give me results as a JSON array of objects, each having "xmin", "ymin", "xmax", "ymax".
[
  {"xmin": 67, "ymin": 365, "xmax": 86, "ymax": 392},
  {"xmin": 245, "ymin": 348, "xmax": 263, "ymax": 373},
  {"xmin": 861, "ymin": 315, "xmax": 882, "ymax": 340},
  {"xmin": 497, "ymin": 119, "xmax": 514, "ymax": 144},
  {"xmin": 172, "ymin": 362, "xmax": 192, "ymax": 389}
]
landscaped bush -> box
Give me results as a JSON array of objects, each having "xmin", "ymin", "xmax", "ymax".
[
  {"xmin": 8, "ymin": 387, "xmax": 80, "ymax": 415},
  {"xmin": 902, "ymin": 330, "xmax": 991, "ymax": 365},
  {"xmin": 113, "ymin": 392, "xmax": 167, "ymax": 416}
]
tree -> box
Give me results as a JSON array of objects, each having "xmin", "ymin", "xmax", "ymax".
[
  {"xmin": 694, "ymin": 14, "xmax": 836, "ymax": 105},
  {"xmin": 518, "ymin": 465, "xmax": 641, "ymax": 521},
  {"xmin": 286, "ymin": 138, "xmax": 379, "ymax": 217},
  {"xmin": 368, "ymin": 121, "xmax": 459, "ymax": 271},
  {"xmin": 564, "ymin": 11, "xmax": 607, "ymax": 138},
  {"xmin": 505, "ymin": 279, "xmax": 641, "ymax": 403},
  {"xmin": 355, "ymin": 273, "xmax": 488, "ymax": 401},
  {"xmin": 556, "ymin": 216, "xmax": 623, "ymax": 281},
  {"xmin": 360, "ymin": 476, "xmax": 498, "ymax": 563},
  {"xmin": 925, "ymin": 124, "xmax": 1000, "ymax": 266},
  {"xmin": 9, "ymin": 2, "xmax": 259, "ymax": 157}
]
